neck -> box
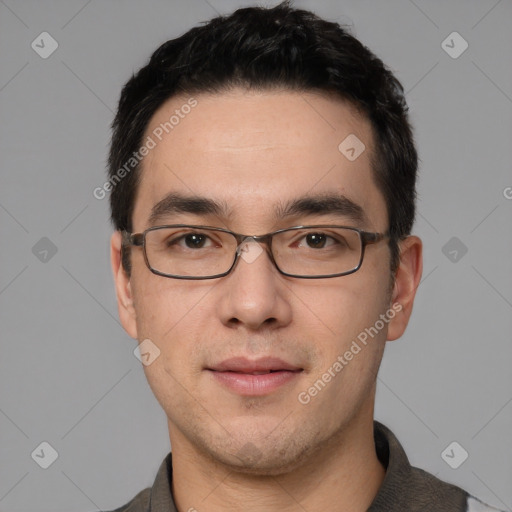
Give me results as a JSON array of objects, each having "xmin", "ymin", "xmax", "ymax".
[{"xmin": 170, "ymin": 406, "xmax": 385, "ymax": 512}]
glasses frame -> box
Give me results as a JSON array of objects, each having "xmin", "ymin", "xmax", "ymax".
[{"xmin": 122, "ymin": 224, "xmax": 390, "ymax": 280}]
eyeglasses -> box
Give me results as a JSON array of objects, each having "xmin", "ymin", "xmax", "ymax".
[{"xmin": 122, "ymin": 225, "xmax": 389, "ymax": 280}]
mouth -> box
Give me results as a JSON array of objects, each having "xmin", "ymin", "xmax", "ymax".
[
  {"xmin": 232, "ymin": 370, "xmax": 285, "ymax": 375},
  {"xmin": 206, "ymin": 357, "xmax": 303, "ymax": 396}
]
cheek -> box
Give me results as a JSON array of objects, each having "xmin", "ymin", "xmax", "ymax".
[
  {"xmin": 297, "ymin": 269, "xmax": 389, "ymax": 338},
  {"xmin": 131, "ymin": 265, "xmax": 208, "ymax": 336},
  {"xmin": 131, "ymin": 270, "xmax": 219, "ymax": 365},
  {"xmin": 294, "ymin": 277, "xmax": 389, "ymax": 416},
  {"xmin": 132, "ymin": 275, "xmax": 210, "ymax": 407},
  {"xmin": 293, "ymin": 258, "xmax": 392, "ymax": 395}
]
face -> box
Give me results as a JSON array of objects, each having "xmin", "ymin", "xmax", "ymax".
[{"xmin": 111, "ymin": 88, "xmax": 421, "ymax": 475}]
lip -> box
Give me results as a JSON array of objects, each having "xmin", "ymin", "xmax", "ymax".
[
  {"xmin": 206, "ymin": 357, "xmax": 303, "ymax": 396},
  {"xmin": 209, "ymin": 356, "xmax": 302, "ymax": 373}
]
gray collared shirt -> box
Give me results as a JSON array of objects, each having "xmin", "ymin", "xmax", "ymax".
[{"xmin": 106, "ymin": 421, "xmax": 503, "ymax": 512}]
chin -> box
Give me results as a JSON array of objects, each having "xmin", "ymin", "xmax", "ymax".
[
  {"xmin": 197, "ymin": 423, "xmax": 326, "ymax": 477},
  {"xmin": 213, "ymin": 443, "xmax": 315, "ymax": 477}
]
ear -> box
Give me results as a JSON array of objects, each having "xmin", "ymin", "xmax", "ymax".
[
  {"xmin": 387, "ymin": 235, "xmax": 423, "ymax": 341},
  {"xmin": 110, "ymin": 231, "xmax": 138, "ymax": 339}
]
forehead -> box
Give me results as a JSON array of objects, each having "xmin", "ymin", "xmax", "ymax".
[{"xmin": 133, "ymin": 88, "xmax": 387, "ymax": 231}]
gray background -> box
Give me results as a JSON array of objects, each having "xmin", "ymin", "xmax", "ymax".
[{"xmin": 1, "ymin": 0, "xmax": 511, "ymax": 510}]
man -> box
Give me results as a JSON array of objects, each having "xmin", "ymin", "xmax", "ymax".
[{"xmin": 106, "ymin": 2, "xmax": 503, "ymax": 511}]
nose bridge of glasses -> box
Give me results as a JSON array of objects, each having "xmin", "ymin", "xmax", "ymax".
[
  {"xmin": 235, "ymin": 234, "xmax": 272, "ymax": 254},
  {"xmin": 233, "ymin": 235, "xmax": 279, "ymax": 272}
]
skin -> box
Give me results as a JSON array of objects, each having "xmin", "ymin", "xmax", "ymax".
[{"xmin": 111, "ymin": 88, "xmax": 422, "ymax": 512}]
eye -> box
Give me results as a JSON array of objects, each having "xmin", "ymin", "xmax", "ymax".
[
  {"xmin": 167, "ymin": 232, "xmax": 216, "ymax": 249},
  {"xmin": 298, "ymin": 232, "xmax": 339, "ymax": 249},
  {"xmin": 183, "ymin": 233, "xmax": 211, "ymax": 248}
]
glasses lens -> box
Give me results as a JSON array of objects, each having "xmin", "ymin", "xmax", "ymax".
[
  {"xmin": 144, "ymin": 227, "xmax": 237, "ymax": 277},
  {"xmin": 272, "ymin": 227, "xmax": 362, "ymax": 277}
]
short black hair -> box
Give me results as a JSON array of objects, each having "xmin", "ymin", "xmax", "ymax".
[{"xmin": 108, "ymin": 0, "xmax": 417, "ymax": 274}]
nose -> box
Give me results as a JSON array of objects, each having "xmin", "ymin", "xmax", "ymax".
[{"xmin": 215, "ymin": 239, "xmax": 293, "ymax": 331}]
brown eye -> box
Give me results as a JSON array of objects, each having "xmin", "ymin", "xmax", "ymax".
[
  {"xmin": 164, "ymin": 232, "xmax": 216, "ymax": 250},
  {"xmin": 183, "ymin": 233, "xmax": 208, "ymax": 248},
  {"xmin": 305, "ymin": 233, "xmax": 327, "ymax": 248}
]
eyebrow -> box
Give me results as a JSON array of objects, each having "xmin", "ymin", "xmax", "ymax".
[
  {"xmin": 147, "ymin": 192, "xmax": 367, "ymax": 226},
  {"xmin": 276, "ymin": 193, "xmax": 367, "ymax": 225},
  {"xmin": 148, "ymin": 193, "xmax": 232, "ymax": 225}
]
